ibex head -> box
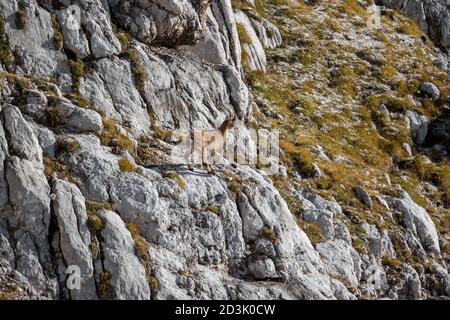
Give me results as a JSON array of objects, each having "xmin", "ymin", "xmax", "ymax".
[{"xmin": 218, "ymin": 113, "xmax": 236, "ymax": 135}]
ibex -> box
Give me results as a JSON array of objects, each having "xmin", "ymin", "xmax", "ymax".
[{"xmin": 188, "ymin": 113, "xmax": 236, "ymax": 173}]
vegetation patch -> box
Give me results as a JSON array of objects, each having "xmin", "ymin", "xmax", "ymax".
[
  {"xmin": 85, "ymin": 201, "xmax": 113, "ymax": 216},
  {"xmin": 51, "ymin": 14, "xmax": 63, "ymax": 50},
  {"xmin": 118, "ymin": 157, "xmax": 135, "ymax": 172},
  {"xmin": 126, "ymin": 222, "xmax": 156, "ymax": 291},
  {"xmin": 207, "ymin": 205, "xmax": 220, "ymax": 215},
  {"xmin": 162, "ymin": 170, "xmax": 186, "ymax": 189},
  {"xmin": 0, "ymin": 16, "xmax": 16, "ymax": 72},
  {"xmin": 58, "ymin": 138, "xmax": 81, "ymax": 154},
  {"xmin": 68, "ymin": 58, "xmax": 84, "ymax": 93},
  {"xmin": 87, "ymin": 214, "xmax": 103, "ymax": 235},
  {"xmin": 122, "ymin": 48, "xmax": 148, "ymax": 94},
  {"xmin": 261, "ymin": 226, "xmax": 277, "ymax": 243},
  {"xmin": 98, "ymin": 271, "xmax": 113, "ymax": 299},
  {"xmin": 100, "ymin": 118, "xmax": 134, "ymax": 154},
  {"xmin": 43, "ymin": 155, "xmax": 75, "ymax": 182}
]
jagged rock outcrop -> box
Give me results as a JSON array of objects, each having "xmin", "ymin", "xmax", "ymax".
[
  {"xmin": 97, "ymin": 210, "xmax": 151, "ymax": 300},
  {"xmin": 388, "ymin": 187, "xmax": 441, "ymax": 255},
  {"xmin": 234, "ymin": 10, "xmax": 267, "ymax": 71},
  {"xmin": 0, "ymin": 0, "xmax": 448, "ymax": 301},
  {"xmin": 107, "ymin": 0, "xmax": 211, "ymax": 46},
  {"xmin": 51, "ymin": 179, "xmax": 97, "ymax": 300}
]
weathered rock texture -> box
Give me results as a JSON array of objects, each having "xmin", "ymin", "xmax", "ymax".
[{"xmin": 0, "ymin": 0, "xmax": 448, "ymax": 300}]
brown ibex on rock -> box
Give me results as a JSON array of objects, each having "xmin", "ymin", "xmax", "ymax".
[{"xmin": 188, "ymin": 113, "xmax": 236, "ymax": 173}]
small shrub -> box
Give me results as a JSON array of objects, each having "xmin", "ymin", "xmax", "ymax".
[
  {"xmin": 0, "ymin": 17, "xmax": 15, "ymax": 71},
  {"xmin": 288, "ymin": 96, "xmax": 318, "ymax": 115},
  {"xmin": 330, "ymin": 65, "xmax": 358, "ymax": 99},
  {"xmin": 100, "ymin": 118, "xmax": 134, "ymax": 154},
  {"xmin": 339, "ymin": 0, "xmax": 367, "ymax": 18},
  {"xmin": 43, "ymin": 155, "xmax": 75, "ymax": 182},
  {"xmin": 44, "ymin": 107, "xmax": 61, "ymax": 127},
  {"xmin": 115, "ymin": 31, "xmax": 130, "ymax": 51},
  {"xmin": 395, "ymin": 79, "xmax": 410, "ymax": 96},
  {"xmin": 51, "ymin": 14, "xmax": 63, "ymax": 50},
  {"xmin": 154, "ymin": 127, "xmax": 172, "ymax": 142},
  {"xmin": 148, "ymin": 276, "xmax": 159, "ymax": 290},
  {"xmin": 379, "ymin": 63, "xmax": 398, "ymax": 82},
  {"xmin": 85, "ymin": 201, "xmax": 113, "ymax": 216},
  {"xmin": 88, "ymin": 242, "xmax": 99, "ymax": 259},
  {"xmin": 397, "ymin": 18, "xmax": 423, "ymax": 38},
  {"xmin": 162, "ymin": 170, "xmax": 186, "ymax": 189},
  {"xmin": 126, "ymin": 222, "xmax": 149, "ymax": 261},
  {"xmin": 0, "ymin": 16, "xmax": 5, "ymax": 35},
  {"xmin": 207, "ymin": 205, "xmax": 220, "ymax": 215},
  {"xmin": 438, "ymin": 164, "xmax": 450, "ymax": 206},
  {"xmin": 222, "ymin": 170, "xmax": 247, "ymax": 198},
  {"xmin": 261, "ymin": 226, "xmax": 277, "ymax": 243},
  {"xmin": 280, "ymin": 140, "xmax": 316, "ymax": 177},
  {"xmin": 59, "ymin": 138, "xmax": 81, "ymax": 153},
  {"xmin": 296, "ymin": 218, "xmax": 323, "ymax": 244},
  {"xmin": 68, "ymin": 58, "xmax": 84, "ymax": 93},
  {"xmin": 65, "ymin": 92, "xmax": 90, "ymax": 108},
  {"xmin": 148, "ymin": 113, "xmax": 173, "ymax": 143},
  {"xmin": 352, "ymin": 238, "xmax": 368, "ymax": 254},
  {"xmin": 98, "ymin": 271, "xmax": 113, "ymax": 299},
  {"xmin": 87, "ymin": 214, "xmax": 103, "ymax": 234},
  {"xmin": 118, "ymin": 157, "xmax": 135, "ymax": 172},
  {"xmin": 382, "ymin": 256, "xmax": 402, "ymax": 268}
]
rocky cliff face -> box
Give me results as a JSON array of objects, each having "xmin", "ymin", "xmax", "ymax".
[{"xmin": 0, "ymin": 0, "xmax": 448, "ymax": 300}]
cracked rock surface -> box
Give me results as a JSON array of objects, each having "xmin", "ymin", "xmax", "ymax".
[{"xmin": 0, "ymin": 0, "xmax": 448, "ymax": 300}]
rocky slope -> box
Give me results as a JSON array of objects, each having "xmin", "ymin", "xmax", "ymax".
[{"xmin": 0, "ymin": 0, "xmax": 448, "ymax": 300}]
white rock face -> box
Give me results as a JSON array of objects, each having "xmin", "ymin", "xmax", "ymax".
[
  {"xmin": 56, "ymin": 8, "xmax": 90, "ymax": 59},
  {"xmin": 98, "ymin": 210, "xmax": 151, "ymax": 300},
  {"xmin": 302, "ymin": 209, "xmax": 335, "ymax": 240},
  {"xmin": 317, "ymin": 240, "xmax": 361, "ymax": 288},
  {"xmin": 234, "ymin": 10, "xmax": 267, "ymax": 71},
  {"xmin": 186, "ymin": 0, "xmax": 242, "ymax": 70},
  {"xmin": 388, "ymin": 190, "xmax": 440, "ymax": 255},
  {"xmin": 80, "ymin": 56, "xmax": 151, "ymax": 136},
  {"xmin": 0, "ymin": 0, "xmax": 69, "ymax": 81},
  {"xmin": 0, "ymin": 0, "xmax": 448, "ymax": 301},
  {"xmin": 51, "ymin": 179, "xmax": 97, "ymax": 300},
  {"xmin": 0, "ymin": 105, "xmax": 57, "ymax": 295}
]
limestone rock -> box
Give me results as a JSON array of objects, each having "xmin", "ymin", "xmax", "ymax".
[
  {"xmin": 98, "ymin": 210, "xmax": 151, "ymax": 300},
  {"xmin": 52, "ymin": 97, "xmax": 103, "ymax": 133},
  {"xmin": 354, "ymin": 186, "xmax": 373, "ymax": 209},
  {"xmin": 388, "ymin": 189, "xmax": 440, "ymax": 255},
  {"xmin": 406, "ymin": 110, "xmax": 428, "ymax": 145},
  {"xmin": 51, "ymin": 179, "xmax": 97, "ymax": 300},
  {"xmin": 420, "ymin": 81, "xmax": 440, "ymax": 101},
  {"xmin": 234, "ymin": 10, "xmax": 267, "ymax": 71}
]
